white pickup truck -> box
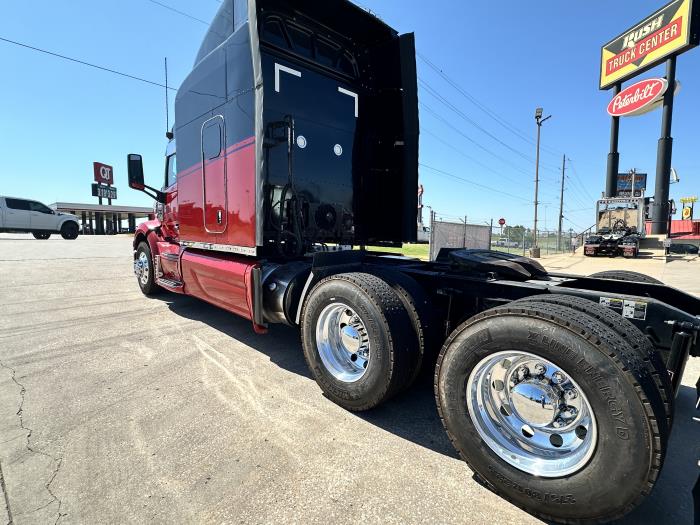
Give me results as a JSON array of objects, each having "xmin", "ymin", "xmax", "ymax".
[{"xmin": 0, "ymin": 196, "xmax": 80, "ymax": 239}]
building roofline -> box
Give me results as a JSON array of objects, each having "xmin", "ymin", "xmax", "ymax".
[{"xmin": 50, "ymin": 202, "xmax": 153, "ymax": 214}]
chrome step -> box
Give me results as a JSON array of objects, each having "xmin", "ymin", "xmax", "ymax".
[{"xmin": 156, "ymin": 277, "xmax": 184, "ymax": 290}]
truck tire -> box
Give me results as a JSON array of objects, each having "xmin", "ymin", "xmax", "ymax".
[
  {"xmin": 300, "ymin": 272, "xmax": 417, "ymax": 411},
  {"xmin": 435, "ymin": 302, "xmax": 666, "ymax": 523},
  {"xmin": 134, "ymin": 241, "xmax": 161, "ymax": 296},
  {"xmin": 590, "ymin": 270, "xmax": 662, "ymax": 285},
  {"xmin": 60, "ymin": 222, "xmax": 79, "ymax": 240},
  {"xmin": 514, "ymin": 294, "xmax": 673, "ymax": 434},
  {"xmin": 370, "ymin": 269, "xmax": 438, "ymax": 388},
  {"xmin": 32, "ymin": 232, "xmax": 51, "ymax": 240}
]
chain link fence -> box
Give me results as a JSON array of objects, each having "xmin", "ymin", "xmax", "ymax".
[
  {"xmin": 489, "ymin": 227, "xmax": 578, "ymax": 256},
  {"xmin": 426, "ymin": 212, "xmax": 582, "ymax": 260},
  {"xmin": 429, "ymin": 219, "xmax": 492, "ymax": 261}
]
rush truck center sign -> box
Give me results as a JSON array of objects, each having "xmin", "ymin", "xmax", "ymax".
[{"xmin": 600, "ymin": 0, "xmax": 699, "ymax": 89}]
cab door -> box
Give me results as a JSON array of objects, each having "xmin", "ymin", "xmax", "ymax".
[
  {"xmin": 28, "ymin": 201, "xmax": 57, "ymax": 230},
  {"xmin": 3, "ymin": 198, "xmax": 32, "ymax": 229},
  {"xmin": 201, "ymin": 115, "xmax": 227, "ymax": 234}
]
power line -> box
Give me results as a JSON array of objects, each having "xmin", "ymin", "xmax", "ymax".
[
  {"xmin": 567, "ymin": 159, "xmax": 596, "ymax": 202},
  {"xmin": 145, "ymin": 0, "xmax": 210, "ymax": 25},
  {"xmin": 417, "ymin": 52, "xmax": 562, "ymax": 158},
  {"xmin": 421, "ymin": 103, "xmax": 533, "ymax": 177},
  {"xmin": 140, "ymin": 0, "xmax": 565, "ymax": 182},
  {"xmin": 420, "ymin": 163, "xmax": 531, "ymax": 203},
  {"xmin": 141, "ymin": 0, "xmax": 565, "ymax": 177},
  {"xmin": 569, "ymin": 187, "xmax": 587, "ymax": 208},
  {"xmin": 0, "ymin": 36, "xmax": 176, "ymax": 91},
  {"xmin": 563, "ymin": 176, "xmax": 591, "ymax": 208},
  {"xmin": 419, "ymin": 78, "xmax": 536, "ymax": 165},
  {"xmin": 421, "ymin": 127, "xmax": 530, "ymax": 189},
  {"xmin": 420, "ymin": 78, "xmax": 562, "ymax": 174}
]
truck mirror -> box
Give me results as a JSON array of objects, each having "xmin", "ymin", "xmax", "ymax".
[
  {"xmin": 127, "ymin": 154, "xmax": 167, "ymax": 204},
  {"xmin": 128, "ymin": 154, "xmax": 145, "ymax": 189}
]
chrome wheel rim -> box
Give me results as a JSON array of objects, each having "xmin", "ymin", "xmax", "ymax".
[
  {"xmin": 316, "ymin": 303, "xmax": 370, "ymax": 382},
  {"xmin": 134, "ymin": 252, "xmax": 150, "ymax": 286},
  {"xmin": 467, "ymin": 351, "xmax": 597, "ymax": 477}
]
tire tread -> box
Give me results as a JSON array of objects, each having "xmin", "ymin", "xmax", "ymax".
[
  {"xmin": 301, "ymin": 272, "xmax": 414, "ymax": 411},
  {"xmin": 514, "ymin": 294, "xmax": 673, "ymax": 430},
  {"xmin": 434, "ymin": 302, "xmax": 665, "ymax": 524}
]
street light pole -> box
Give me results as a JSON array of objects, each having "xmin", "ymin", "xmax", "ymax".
[
  {"xmin": 533, "ymin": 108, "xmax": 552, "ymax": 258},
  {"xmin": 557, "ymin": 155, "xmax": 566, "ymax": 252}
]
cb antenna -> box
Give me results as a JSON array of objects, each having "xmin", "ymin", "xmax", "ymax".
[{"xmin": 165, "ymin": 57, "xmax": 173, "ymax": 139}]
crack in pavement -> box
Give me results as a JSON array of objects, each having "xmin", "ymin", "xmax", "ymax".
[
  {"xmin": 0, "ymin": 360, "xmax": 64, "ymax": 524},
  {"xmin": 0, "ymin": 460, "xmax": 13, "ymax": 525}
]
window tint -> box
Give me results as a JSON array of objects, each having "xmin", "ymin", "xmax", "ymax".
[
  {"xmin": 5, "ymin": 198, "xmax": 30, "ymax": 211},
  {"xmin": 202, "ymin": 120, "xmax": 223, "ymax": 160},
  {"xmin": 263, "ymin": 19, "xmax": 289, "ymax": 49},
  {"xmin": 166, "ymin": 154, "xmax": 177, "ymax": 187},
  {"xmin": 316, "ymin": 38, "xmax": 340, "ymax": 68},
  {"xmin": 338, "ymin": 53, "xmax": 358, "ymax": 77},
  {"xmin": 260, "ymin": 16, "xmax": 358, "ymax": 79},
  {"xmin": 29, "ymin": 201, "xmax": 53, "ymax": 214},
  {"xmin": 287, "ymin": 25, "xmax": 313, "ymax": 58}
]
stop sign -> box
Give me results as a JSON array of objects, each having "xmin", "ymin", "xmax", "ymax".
[{"xmin": 498, "ymin": 218, "xmax": 506, "ymax": 226}]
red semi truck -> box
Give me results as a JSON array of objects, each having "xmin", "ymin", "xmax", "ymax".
[{"xmin": 128, "ymin": 1, "xmax": 700, "ymax": 522}]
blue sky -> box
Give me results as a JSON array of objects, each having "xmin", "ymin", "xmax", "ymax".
[{"xmin": 1, "ymin": 0, "xmax": 698, "ymax": 233}]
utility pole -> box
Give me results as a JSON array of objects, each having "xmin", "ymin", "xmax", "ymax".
[
  {"xmin": 533, "ymin": 108, "xmax": 552, "ymax": 258},
  {"xmin": 429, "ymin": 209, "xmax": 435, "ymax": 261},
  {"xmin": 462, "ymin": 216, "xmax": 468, "ymax": 249},
  {"xmin": 557, "ymin": 155, "xmax": 566, "ymax": 251}
]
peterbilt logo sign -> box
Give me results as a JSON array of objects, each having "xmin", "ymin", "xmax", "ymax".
[
  {"xmin": 93, "ymin": 162, "xmax": 114, "ymax": 185},
  {"xmin": 607, "ymin": 78, "xmax": 668, "ymax": 117},
  {"xmin": 599, "ymin": 0, "xmax": 698, "ymax": 90}
]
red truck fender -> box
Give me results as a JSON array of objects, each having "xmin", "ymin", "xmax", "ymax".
[{"xmin": 133, "ymin": 219, "xmax": 163, "ymax": 254}]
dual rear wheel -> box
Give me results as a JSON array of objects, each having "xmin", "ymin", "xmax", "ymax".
[
  {"xmin": 300, "ymin": 272, "xmax": 422, "ymax": 411},
  {"xmin": 302, "ymin": 271, "xmax": 668, "ymax": 523}
]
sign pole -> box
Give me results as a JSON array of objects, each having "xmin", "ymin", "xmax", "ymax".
[
  {"xmin": 605, "ymin": 83, "xmax": 621, "ymax": 197},
  {"xmin": 651, "ymin": 56, "xmax": 676, "ymax": 235}
]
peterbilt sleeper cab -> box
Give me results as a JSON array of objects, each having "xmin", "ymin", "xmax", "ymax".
[{"xmin": 128, "ymin": 1, "xmax": 700, "ymax": 523}]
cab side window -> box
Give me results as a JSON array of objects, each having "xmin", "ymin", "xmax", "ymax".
[
  {"xmin": 202, "ymin": 120, "xmax": 223, "ymax": 160},
  {"xmin": 166, "ymin": 154, "xmax": 177, "ymax": 187},
  {"xmin": 5, "ymin": 198, "xmax": 31, "ymax": 211},
  {"xmin": 29, "ymin": 201, "xmax": 53, "ymax": 214}
]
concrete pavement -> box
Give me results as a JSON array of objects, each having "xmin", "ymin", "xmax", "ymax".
[{"xmin": 0, "ymin": 235, "xmax": 697, "ymax": 524}]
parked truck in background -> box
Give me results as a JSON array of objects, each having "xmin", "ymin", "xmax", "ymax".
[
  {"xmin": 0, "ymin": 196, "xmax": 80, "ymax": 239},
  {"xmin": 584, "ymin": 197, "xmax": 645, "ymax": 258},
  {"xmin": 127, "ymin": 1, "xmax": 700, "ymax": 522}
]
